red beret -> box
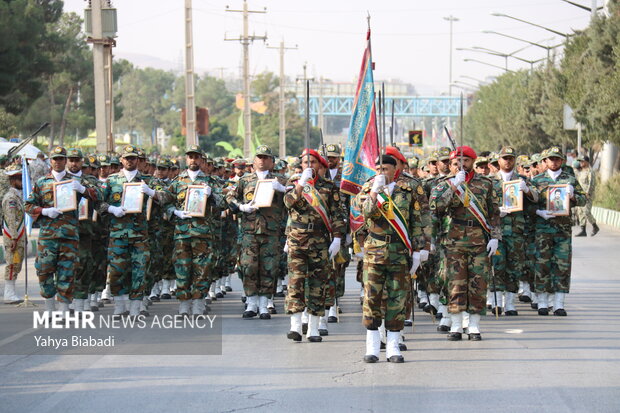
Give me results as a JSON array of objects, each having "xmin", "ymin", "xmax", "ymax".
[
  {"xmin": 299, "ymin": 148, "xmax": 329, "ymax": 168},
  {"xmin": 449, "ymin": 146, "xmax": 477, "ymax": 160},
  {"xmin": 385, "ymin": 146, "xmax": 407, "ymax": 164}
]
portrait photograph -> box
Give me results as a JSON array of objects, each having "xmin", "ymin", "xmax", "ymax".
[
  {"xmin": 53, "ymin": 180, "xmax": 77, "ymax": 212},
  {"xmin": 184, "ymin": 185, "xmax": 208, "ymax": 217},
  {"xmin": 121, "ymin": 182, "xmax": 144, "ymax": 214},
  {"xmin": 502, "ymin": 180, "xmax": 523, "ymax": 213},
  {"xmin": 78, "ymin": 197, "xmax": 89, "ymax": 221},
  {"xmin": 547, "ymin": 184, "xmax": 570, "ymax": 216},
  {"xmin": 252, "ymin": 179, "xmax": 276, "ymax": 208}
]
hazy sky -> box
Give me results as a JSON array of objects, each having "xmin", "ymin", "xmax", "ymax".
[{"xmin": 63, "ymin": 0, "xmax": 595, "ymax": 94}]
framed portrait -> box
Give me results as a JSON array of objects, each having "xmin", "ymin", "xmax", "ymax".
[
  {"xmin": 502, "ymin": 180, "xmax": 523, "ymax": 213},
  {"xmin": 252, "ymin": 179, "xmax": 276, "ymax": 208},
  {"xmin": 78, "ymin": 198, "xmax": 89, "ymax": 221},
  {"xmin": 53, "ymin": 180, "xmax": 77, "ymax": 212},
  {"xmin": 121, "ymin": 182, "xmax": 144, "ymax": 214},
  {"xmin": 547, "ymin": 184, "xmax": 570, "ymax": 216},
  {"xmin": 184, "ymin": 185, "xmax": 208, "ymax": 217},
  {"xmin": 146, "ymin": 197, "xmax": 153, "ymax": 221}
]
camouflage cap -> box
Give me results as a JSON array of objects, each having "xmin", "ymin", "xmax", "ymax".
[
  {"xmin": 324, "ymin": 143, "xmax": 341, "ymax": 157},
  {"xmin": 474, "ymin": 156, "xmax": 489, "ymax": 166},
  {"xmin": 185, "ymin": 144, "xmax": 202, "ymax": 156},
  {"xmin": 540, "ymin": 149, "xmax": 549, "ymax": 160},
  {"xmin": 517, "ymin": 155, "xmax": 529, "ymax": 167},
  {"xmin": 4, "ymin": 164, "xmax": 22, "ymax": 176},
  {"xmin": 427, "ymin": 152, "xmax": 438, "ymax": 163},
  {"xmin": 232, "ymin": 158, "xmax": 246, "ymax": 168},
  {"xmin": 121, "ymin": 145, "xmax": 139, "ymax": 158},
  {"xmin": 156, "ymin": 158, "xmax": 172, "ymax": 168},
  {"xmin": 97, "ymin": 154, "xmax": 111, "ymax": 166},
  {"xmin": 170, "ymin": 158, "xmax": 180, "ymax": 169},
  {"xmin": 498, "ymin": 146, "xmax": 516, "ymax": 158},
  {"xmin": 255, "ymin": 145, "xmax": 274, "ymax": 158},
  {"xmin": 82, "ymin": 157, "xmax": 91, "ymax": 168},
  {"xmin": 489, "ymin": 152, "xmax": 499, "ymax": 164},
  {"xmin": 530, "ymin": 153, "xmax": 541, "ymax": 164},
  {"xmin": 408, "ymin": 157, "xmax": 419, "ymax": 168},
  {"xmin": 110, "ymin": 156, "xmax": 120, "ymax": 165},
  {"xmin": 437, "ymin": 146, "xmax": 452, "ymax": 161},
  {"xmin": 50, "ymin": 146, "xmax": 67, "ymax": 159},
  {"xmin": 545, "ymin": 146, "xmax": 564, "ymax": 159},
  {"xmin": 66, "ymin": 148, "xmax": 83, "ymax": 159},
  {"xmin": 88, "ymin": 154, "xmax": 100, "ymax": 168},
  {"xmin": 137, "ymin": 148, "xmax": 147, "ymax": 159},
  {"xmin": 147, "ymin": 156, "xmax": 158, "ymax": 165}
]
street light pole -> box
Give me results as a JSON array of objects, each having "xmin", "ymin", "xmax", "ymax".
[
  {"xmin": 482, "ymin": 31, "xmax": 562, "ymax": 61},
  {"xmin": 464, "ymin": 58, "xmax": 515, "ymax": 73},
  {"xmin": 444, "ymin": 15, "xmax": 459, "ymax": 96},
  {"xmin": 491, "ymin": 13, "xmax": 572, "ymax": 40}
]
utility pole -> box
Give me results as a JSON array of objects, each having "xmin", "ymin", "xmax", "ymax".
[
  {"xmin": 444, "ymin": 15, "xmax": 459, "ymax": 96},
  {"xmin": 267, "ymin": 41, "xmax": 297, "ymax": 157},
  {"xmin": 296, "ymin": 63, "xmax": 315, "ymax": 126},
  {"xmin": 184, "ymin": 0, "xmax": 197, "ymax": 146},
  {"xmin": 225, "ymin": 1, "xmax": 267, "ymax": 158}
]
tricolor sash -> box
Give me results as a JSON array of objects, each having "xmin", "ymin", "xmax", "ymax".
[
  {"xmin": 453, "ymin": 184, "xmax": 493, "ymax": 233},
  {"xmin": 302, "ymin": 183, "xmax": 333, "ymax": 233},
  {"xmin": 2, "ymin": 216, "xmax": 24, "ymax": 241},
  {"xmin": 376, "ymin": 191, "xmax": 413, "ymax": 254}
]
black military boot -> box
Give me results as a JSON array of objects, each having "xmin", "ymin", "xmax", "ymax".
[
  {"xmin": 592, "ymin": 223, "xmax": 600, "ymax": 236},
  {"xmin": 575, "ymin": 226, "xmax": 587, "ymax": 237}
]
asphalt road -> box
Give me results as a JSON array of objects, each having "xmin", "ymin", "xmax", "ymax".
[{"xmin": 0, "ymin": 225, "xmax": 619, "ymax": 413}]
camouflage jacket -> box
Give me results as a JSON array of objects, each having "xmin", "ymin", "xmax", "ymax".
[
  {"xmin": 77, "ymin": 173, "xmax": 104, "ymax": 237},
  {"xmin": 0, "ymin": 169, "xmax": 10, "ymax": 223},
  {"xmin": 284, "ymin": 174, "xmax": 346, "ymax": 240},
  {"xmin": 493, "ymin": 170, "xmax": 539, "ymax": 237},
  {"xmin": 165, "ymin": 170, "xmax": 225, "ymax": 240},
  {"xmin": 430, "ymin": 172, "xmax": 501, "ymax": 245},
  {"xmin": 356, "ymin": 177, "xmax": 428, "ymax": 260},
  {"xmin": 2, "ymin": 187, "xmax": 24, "ymax": 242},
  {"xmin": 531, "ymin": 167, "xmax": 587, "ymax": 231},
  {"xmin": 25, "ymin": 172, "xmax": 99, "ymax": 240},
  {"xmin": 99, "ymin": 170, "xmax": 169, "ymax": 239},
  {"xmin": 226, "ymin": 171, "xmax": 286, "ymax": 236},
  {"xmin": 576, "ymin": 168, "xmax": 595, "ymax": 197}
]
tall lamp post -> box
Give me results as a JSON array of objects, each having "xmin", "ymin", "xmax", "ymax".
[
  {"xmin": 444, "ymin": 15, "xmax": 459, "ymax": 96},
  {"xmin": 482, "ymin": 31, "xmax": 562, "ymax": 61},
  {"xmin": 464, "ymin": 58, "xmax": 515, "ymax": 73}
]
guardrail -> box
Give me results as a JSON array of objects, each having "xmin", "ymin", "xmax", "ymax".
[{"xmin": 592, "ymin": 206, "xmax": 620, "ymax": 229}]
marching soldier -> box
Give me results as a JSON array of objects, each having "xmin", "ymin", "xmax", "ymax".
[
  {"xmin": 25, "ymin": 146, "xmax": 98, "ymax": 315},
  {"xmin": 2, "ymin": 164, "xmax": 25, "ymax": 304},
  {"xmin": 284, "ymin": 149, "xmax": 345, "ymax": 342},
  {"xmin": 226, "ymin": 145, "xmax": 287, "ymax": 319},
  {"xmin": 430, "ymin": 146, "xmax": 501, "ymax": 341},
  {"xmin": 575, "ymin": 155, "xmax": 600, "ymax": 237},
  {"xmin": 531, "ymin": 147, "xmax": 586, "ymax": 316}
]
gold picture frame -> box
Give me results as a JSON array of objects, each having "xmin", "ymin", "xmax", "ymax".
[
  {"xmin": 502, "ymin": 179, "xmax": 523, "ymax": 213},
  {"xmin": 547, "ymin": 184, "xmax": 570, "ymax": 216},
  {"xmin": 252, "ymin": 179, "xmax": 276, "ymax": 208},
  {"xmin": 184, "ymin": 185, "xmax": 208, "ymax": 217},
  {"xmin": 121, "ymin": 182, "xmax": 144, "ymax": 214},
  {"xmin": 78, "ymin": 198, "xmax": 89, "ymax": 221},
  {"xmin": 53, "ymin": 180, "xmax": 77, "ymax": 212}
]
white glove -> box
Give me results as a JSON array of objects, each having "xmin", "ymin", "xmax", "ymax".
[
  {"xmin": 107, "ymin": 205, "xmax": 126, "ymax": 218},
  {"xmin": 450, "ymin": 170, "xmax": 466, "ymax": 187},
  {"xmin": 221, "ymin": 211, "xmax": 227, "ymax": 218},
  {"xmin": 499, "ymin": 206, "xmax": 508, "ymax": 217},
  {"xmin": 486, "ymin": 238, "xmax": 499, "ymax": 257},
  {"xmin": 41, "ymin": 207, "xmax": 63, "ymax": 219},
  {"xmin": 371, "ymin": 174, "xmax": 386, "ymax": 193},
  {"xmin": 536, "ymin": 209, "xmax": 555, "ymax": 220},
  {"xmin": 328, "ymin": 237, "xmax": 341, "ymax": 260},
  {"xmin": 141, "ymin": 183, "xmax": 155, "ymax": 197},
  {"xmin": 345, "ymin": 233, "xmax": 353, "ymax": 246},
  {"xmin": 567, "ymin": 184, "xmax": 574, "ymax": 198},
  {"xmin": 410, "ymin": 251, "xmax": 421, "ymax": 275},
  {"xmin": 283, "ymin": 243, "xmax": 289, "ymax": 253},
  {"xmin": 519, "ymin": 179, "xmax": 530, "ymax": 194},
  {"xmin": 174, "ymin": 209, "xmax": 191, "ymax": 219},
  {"xmin": 71, "ymin": 180, "xmax": 86, "ymax": 194},
  {"xmin": 239, "ymin": 203, "xmax": 258, "ymax": 213},
  {"xmin": 420, "ymin": 249, "xmax": 429, "ymax": 262},
  {"xmin": 203, "ymin": 184, "xmax": 212, "ymax": 197},
  {"xmin": 299, "ymin": 168, "xmax": 314, "ymax": 186},
  {"xmin": 430, "ymin": 243, "xmax": 436, "ymax": 254},
  {"xmin": 272, "ymin": 181, "xmax": 287, "ymax": 193},
  {"xmin": 355, "ymin": 248, "xmax": 365, "ymax": 259}
]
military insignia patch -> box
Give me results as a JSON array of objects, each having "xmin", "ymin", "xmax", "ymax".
[
  {"xmin": 112, "ymin": 193, "xmax": 121, "ymax": 202},
  {"xmin": 429, "ymin": 201, "xmax": 436, "ymax": 210},
  {"xmin": 54, "ymin": 147, "xmax": 63, "ymax": 153},
  {"xmin": 179, "ymin": 192, "xmax": 186, "ymax": 200},
  {"xmin": 417, "ymin": 185, "xmax": 424, "ymax": 195},
  {"xmin": 89, "ymin": 156, "xmax": 96, "ymax": 163},
  {"xmin": 44, "ymin": 192, "xmax": 53, "ymax": 202},
  {"xmin": 414, "ymin": 201, "xmax": 421, "ymax": 210},
  {"xmin": 246, "ymin": 192, "xmax": 254, "ymax": 201},
  {"xmin": 125, "ymin": 145, "xmax": 134, "ymax": 152}
]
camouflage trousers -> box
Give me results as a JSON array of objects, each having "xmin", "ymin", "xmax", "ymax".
[
  {"xmin": 325, "ymin": 258, "xmax": 348, "ymax": 308},
  {"xmin": 534, "ymin": 227, "xmax": 572, "ymax": 293},
  {"xmin": 240, "ymin": 233, "xmax": 279, "ymax": 297},
  {"xmin": 107, "ymin": 237, "xmax": 150, "ymax": 300},
  {"xmin": 576, "ymin": 202, "xmax": 596, "ymax": 226},
  {"xmin": 285, "ymin": 235, "xmax": 329, "ymax": 316},
  {"xmin": 491, "ymin": 233, "xmax": 525, "ymax": 293},
  {"xmin": 145, "ymin": 230, "xmax": 162, "ymax": 291},
  {"xmin": 174, "ymin": 237, "xmax": 213, "ymax": 301},
  {"xmin": 35, "ymin": 238, "xmax": 77, "ymax": 303},
  {"xmin": 74, "ymin": 233, "xmax": 93, "ymax": 299},
  {"xmin": 89, "ymin": 235, "xmax": 108, "ymax": 294},
  {"xmin": 426, "ymin": 246, "xmax": 448, "ymax": 295},
  {"xmin": 3, "ymin": 236, "xmax": 24, "ymax": 280},
  {"xmin": 522, "ymin": 232, "xmax": 537, "ymax": 286},
  {"xmin": 160, "ymin": 231, "xmax": 176, "ymax": 280},
  {"xmin": 362, "ymin": 260, "xmax": 408, "ymax": 331},
  {"xmin": 444, "ymin": 243, "xmax": 488, "ymax": 314}
]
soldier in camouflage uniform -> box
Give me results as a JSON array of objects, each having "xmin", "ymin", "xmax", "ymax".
[
  {"xmin": 89, "ymin": 154, "xmax": 111, "ymax": 310},
  {"xmin": 2, "ymin": 165, "xmax": 25, "ymax": 304},
  {"xmin": 284, "ymin": 149, "xmax": 345, "ymax": 342},
  {"xmin": 99, "ymin": 145, "xmax": 169, "ymax": 318},
  {"xmin": 430, "ymin": 146, "xmax": 501, "ymax": 341},
  {"xmin": 226, "ymin": 145, "xmax": 287, "ymax": 319},
  {"xmin": 575, "ymin": 155, "xmax": 599, "ymax": 237},
  {"xmin": 355, "ymin": 155, "xmax": 426, "ymax": 363},
  {"xmin": 165, "ymin": 146, "xmax": 224, "ymax": 316},
  {"xmin": 531, "ymin": 147, "xmax": 587, "ymax": 316},
  {"xmin": 25, "ymin": 146, "xmax": 99, "ymax": 315}
]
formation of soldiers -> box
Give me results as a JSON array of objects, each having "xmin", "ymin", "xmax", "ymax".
[{"xmin": 0, "ymin": 140, "xmax": 592, "ymax": 364}]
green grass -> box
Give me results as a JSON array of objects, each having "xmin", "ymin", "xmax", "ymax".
[{"xmin": 594, "ymin": 173, "xmax": 620, "ymax": 211}]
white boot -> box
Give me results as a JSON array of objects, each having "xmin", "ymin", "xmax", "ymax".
[
  {"xmin": 532, "ymin": 292, "xmax": 538, "ymax": 304},
  {"xmin": 161, "ymin": 279, "xmax": 171, "ymax": 298},
  {"xmin": 439, "ymin": 310, "xmax": 452, "ymax": 328},
  {"xmin": 429, "ymin": 293, "xmax": 440, "ymax": 312},
  {"xmin": 287, "ymin": 312, "xmax": 303, "ymax": 341},
  {"xmin": 518, "ymin": 281, "xmax": 524, "ymax": 295},
  {"xmin": 101, "ymin": 283, "xmax": 111, "ymax": 301},
  {"xmin": 128, "ymin": 299, "xmax": 141, "ymax": 316},
  {"xmin": 149, "ymin": 283, "xmax": 161, "ymax": 299},
  {"xmin": 364, "ymin": 329, "xmax": 381, "ymax": 362},
  {"xmin": 191, "ymin": 298, "xmax": 205, "ymax": 316},
  {"xmin": 468, "ymin": 313, "xmax": 481, "ymax": 338},
  {"xmin": 258, "ymin": 296, "xmax": 270, "ymax": 319},
  {"xmin": 96, "ymin": 291, "xmax": 103, "ymax": 307},
  {"xmin": 301, "ymin": 308, "xmax": 309, "ymax": 324},
  {"xmin": 505, "ymin": 292, "xmax": 517, "ymax": 314},
  {"xmin": 537, "ymin": 292, "xmax": 548, "ymax": 309},
  {"xmin": 267, "ymin": 297, "xmax": 275, "ymax": 313},
  {"xmin": 318, "ymin": 315, "xmax": 328, "ymax": 335},
  {"xmin": 379, "ymin": 319, "xmax": 387, "ymax": 347},
  {"xmin": 3, "ymin": 279, "xmax": 22, "ymax": 303},
  {"xmin": 462, "ymin": 311, "xmax": 470, "ymax": 331},
  {"xmin": 58, "ymin": 300, "xmax": 70, "ymax": 314},
  {"xmin": 113, "ymin": 295, "xmax": 127, "ymax": 316},
  {"xmin": 73, "ymin": 298, "xmax": 84, "ymax": 314},
  {"xmin": 307, "ymin": 314, "xmax": 321, "ymax": 340},
  {"xmin": 139, "ymin": 297, "xmax": 149, "ymax": 316},
  {"xmin": 225, "ymin": 275, "xmax": 232, "ymax": 291},
  {"xmin": 276, "ymin": 278, "xmax": 283, "ymax": 294},
  {"xmin": 178, "ymin": 300, "xmax": 191, "ymax": 315},
  {"xmin": 418, "ymin": 289, "xmax": 428, "ymax": 305},
  {"xmin": 328, "ymin": 305, "xmax": 338, "ymax": 322},
  {"xmin": 548, "ymin": 293, "xmax": 555, "ymax": 310},
  {"xmin": 208, "ymin": 283, "xmax": 217, "ymax": 300},
  {"xmin": 449, "ymin": 312, "xmax": 463, "ymax": 333},
  {"xmin": 554, "ymin": 292, "xmax": 566, "ymax": 311},
  {"xmin": 44, "ymin": 297, "xmax": 56, "ymax": 318},
  {"xmin": 521, "ymin": 282, "xmax": 532, "ymax": 299},
  {"xmin": 86, "ymin": 294, "xmax": 96, "ymax": 311},
  {"xmin": 386, "ymin": 331, "xmax": 403, "ymax": 362},
  {"xmin": 486, "ymin": 289, "xmax": 493, "ymax": 307}
]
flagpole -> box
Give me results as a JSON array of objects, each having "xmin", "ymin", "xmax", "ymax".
[{"xmin": 17, "ymin": 157, "xmax": 35, "ymax": 308}]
